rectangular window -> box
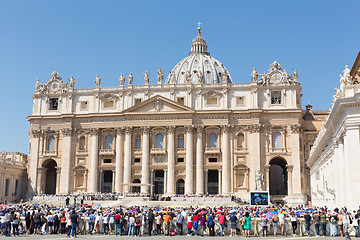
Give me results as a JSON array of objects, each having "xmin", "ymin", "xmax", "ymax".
[
  {"xmin": 49, "ymin": 98, "xmax": 58, "ymax": 110},
  {"xmin": 134, "ymin": 158, "xmax": 141, "ymax": 163},
  {"xmin": 104, "ymin": 100, "xmax": 114, "ymax": 109},
  {"xmin": 80, "ymin": 101, "xmax": 88, "ymax": 111},
  {"xmin": 236, "ymin": 96, "xmax": 245, "ymax": 106},
  {"xmin": 103, "ymin": 159, "xmax": 112, "ymax": 163},
  {"xmin": 5, "ymin": 179, "xmax": 9, "ymax": 196},
  {"xmin": 206, "ymin": 97, "xmax": 218, "ymax": 106},
  {"xmin": 271, "ymin": 91, "xmax": 282, "ymax": 104},
  {"xmin": 177, "ymin": 157, "xmax": 184, "ymax": 163},
  {"xmin": 209, "ymin": 157, "xmax": 218, "ymax": 163},
  {"xmin": 177, "ymin": 97, "xmax": 185, "ymax": 105},
  {"xmin": 177, "ymin": 137, "xmax": 184, "ymax": 149},
  {"xmin": 134, "ymin": 98, "xmax": 142, "ymax": 105},
  {"xmin": 135, "ymin": 139, "xmax": 141, "ymax": 149}
]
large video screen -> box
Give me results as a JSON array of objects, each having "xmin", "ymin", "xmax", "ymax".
[{"xmin": 250, "ymin": 192, "xmax": 269, "ymax": 206}]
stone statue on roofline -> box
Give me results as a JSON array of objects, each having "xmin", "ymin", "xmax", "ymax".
[
  {"xmin": 251, "ymin": 68, "xmax": 259, "ymax": 82},
  {"xmin": 143, "ymin": 71, "xmax": 150, "ymax": 85},
  {"xmin": 157, "ymin": 68, "xmax": 164, "ymax": 85},
  {"xmin": 197, "ymin": 70, "xmax": 203, "ymax": 84},
  {"xmin": 293, "ymin": 69, "xmax": 299, "ymax": 82},
  {"xmin": 128, "ymin": 72, "xmax": 133, "ymax": 85},
  {"xmin": 343, "ymin": 65, "xmax": 352, "ymax": 84},
  {"xmin": 119, "ymin": 73, "xmax": 125, "ymax": 86},
  {"xmin": 94, "ymin": 75, "xmax": 101, "ymax": 88},
  {"xmin": 68, "ymin": 76, "xmax": 75, "ymax": 90},
  {"xmin": 185, "ymin": 71, "xmax": 192, "ymax": 83}
]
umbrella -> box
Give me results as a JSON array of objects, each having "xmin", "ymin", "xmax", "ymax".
[
  {"xmin": 215, "ymin": 211, "xmax": 222, "ymax": 215},
  {"xmin": 266, "ymin": 212, "xmax": 274, "ymax": 219},
  {"xmin": 307, "ymin": 209, "xmax": 315, "ymax": 213},
  {"xmin": 230, "ymin": 209, "xmax": 237, "ymax": 213},
  {"xmin": 95, "ymin": 204, "xmax": 101, "ymax": 207}
]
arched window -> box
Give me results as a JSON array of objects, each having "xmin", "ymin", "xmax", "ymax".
[
  {"xmin": 48, "ymin": 136, "xmax": 55, "ymax": 151},
  {"xmin": 79, "ymin": 136, "xmax": 86, "ymax": 150},
  {"xmin": 273, "ymin": 132, "xmax": 282, "ymax": 149},
  {"xmin": 135, "ymin": 135, "xmax": 141, "ymax": 149},
  {"xmin": 177, "ymin": 134, "xmax": 184, "ymax": 149},
  {"xmin": 155, "ymin": 133, "xmax": 164, "ymax": 148},
  {"xmin": 237, "ymin": 133, "xmax": 245, "ymax": 149},
  {"xmin": 105, "ymin": 135, "xmax": 113, "ymax": 149},
  {"xmin": 209, "ymin": 133, "xmax": 217, "ymax": 148}
]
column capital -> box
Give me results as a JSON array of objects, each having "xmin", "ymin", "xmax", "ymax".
[
  {"xmin": 185, "ymin": 125, "xmax": 194, "ymax": 133},
  {"xmin": 163, "ymin": 169, "xmax": 167, "ymax": 172},
  {"xmin": 221, "ymin": 125, "xmax": 230, "ymax": 134},
  {"xmin": 88, "ymin": 128, "xmax": 99, "ymax": 136},
  {"xmin": 196, "ymin": 126, "xmax": 204, "ymax": 134},
  {"xmin": 204, "ymin": 168, "xmax": 208, "ymax": 172},
  {"xmin": 141, "ymin": 126, "xmax": 151, "ymax": 135},
  {"xmin": 61, "ymin": 128, "xmax": 73, "ymax": 137},
  {"xmin": 166, "ymin": 126, "xmax": 175, "ymax": 134},
  {"xmin": 31, "ymin": 130, "xmax": 41, "ymax": 138},
  {"xmin": 290, "ymin": 124, "xmax": 302, "ymax": 133},
  {"xmin": 124, "ymin": 127, "xmax": 132, "ymax": 135},
  {"xmin": 218, "ymin": 169, "xmax": 222, "ymax": 172},
  {"xmin": 264, "ymin": 165, "xmax": 271, "ymax": 171},
  {"xmin": 115, "ymin": 127, "xmax": 125, "ymax": 135},
  {"xmin": 286, "ymin": 165, "xmax": 294, "ymax": 172},
  {"xmin": 249, "ymin": 123, "xmax": 262, "ymax": 133}
]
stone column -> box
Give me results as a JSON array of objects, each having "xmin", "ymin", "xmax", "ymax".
[
  {"xmin": 167, "ymin": 126, "xmax": 175, "ymax": 195},
  {"xmin": 204, "ymin": 169, "xmax": 208, "ymax": 194},
  {"xmin": 150, "ymin": 169, "xmax": 154, "ymax": 196},
  {"xmin": 36, "ymin": 168, "xmax": 45, "ymax": 194},
  {"xmin": 344, "ymin": 127, "xmax": 360, "ymax": 210},
  {"xmin": 88, "ymin": 129, "xmax": 99, "ymax": 193},
  {"xmin": 28, "ymin": 130, "xmax": 41, "ymax": 196},
  {"xmin": 221, "ymin": 126, "xmax": 231, "ymax": 194},
  {"xmin": 196, "ymin": 127, "xmax": 204, "ymax": 194},
  {"xmin": 123, "ymin": 127, "xmax": 132, "ymax": 193},
  {"xmin": 250, "ymin": 124, "xmax": 261, "ymax": 190},
  {"xmin": 337, "ymin": 138, "xmax": 345, "ymax": 206},
  {"xmin": 264, "ymin": 165, "xmax": 270, "ymax": 191},
  {"xmin": 286, "ymin": 165, "xmax": 294, "ymax": 195},
  {"xmin": 185, "ymin": 126, "xmax": 194, "ymax": 194},
  {"xmin": 218, "ymin": 169, "xmax": 222, "ymax": 194},
  {"xmin": 112, "ymin": 170, "xmax": 115, "ymax": 192},
  {"xmin": 290, "ymin": 126, "xmax": 302, "ymax": 195},
  {"xmin": 141, "ymin": 127, "xmax": 150, "ymax": 193},
  {"xmin": 59, "ymin": 128, "xmax": 73, "ymax": 194},
  {"xmin": 98, "ymin": 170, "xmax": 103, "ymax": 192},
  {"xmin": 56, "ymin": 167, "xmax": 61, "ymax": 194},
  {"xmin": 164, "ymin": 169, "xmax": 167, "ymax": 194},
  {"xmin": 115, "ymin": 128, "xmax": 124, "ymax": 193}
]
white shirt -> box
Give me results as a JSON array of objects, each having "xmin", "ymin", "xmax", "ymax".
[{"xmin": 278, "ymin": 213, "xmax": 285, "ymax": 223}]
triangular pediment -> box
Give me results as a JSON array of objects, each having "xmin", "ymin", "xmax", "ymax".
[{"xmin": 123, "ymin": 95, "xmax": 194, "ymax": 114}]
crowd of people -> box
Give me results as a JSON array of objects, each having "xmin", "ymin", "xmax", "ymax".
[{"xmin": 0, "ymin": 201, "xmax": 360, "ymax": 238}]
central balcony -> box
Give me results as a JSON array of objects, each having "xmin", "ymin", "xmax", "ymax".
[{"xmin": 99, "ymin": 149, "xmax": 115, "ymax": 155}]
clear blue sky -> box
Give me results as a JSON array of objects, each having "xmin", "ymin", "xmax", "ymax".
[{"xmin": 0, "ymin": 0, "xmax": 359, "ymax": 153}]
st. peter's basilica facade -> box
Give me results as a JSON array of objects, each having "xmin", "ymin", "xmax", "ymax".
[{"xmin": 28, "ymin": 27, "xmax": 310, "ymax": 205}]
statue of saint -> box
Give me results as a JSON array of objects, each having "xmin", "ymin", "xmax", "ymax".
[
  {"xmin": 94, "ymin": 75, "xmax": 101, "ymax": 88},
  {"xmin": 222, "ymin": 70, "xmax": 228, "ymax": 83},
  {"xmin": 128, "ymin": 72, "xmax": 133, "ymax": 85},
  {"xmin": 35, "ymin": 79, "xmax": 41, "ymax": 91},
  {"xmin": 293, "ymin": 69, "xmax": 299, "ymax": 82},
  {"xmin": 143, "ymin": 71, "xmax": 150, "ymax": 85},
  {"xmin": 255, "ymin": 170, "xmax": 264, "ymax": 190},
  {"xmin": 339, "ymin": 74, "xmax": 346, "ymax": 93},
  {"xmin": 119, "ymin": 73, "xmax": 125, "ymax": 86},
  {"xmin": 251, "ymin": 68, "xmax": 259, "ymax": 82},
  {"xmin": 68, "ymin": 76, "xmax": 75, "ymax": 90},
  {"xmin": 185, "ymin": 71, "xmax": 192, "ymax": 83},
  {"xmin": 197, "ymin": 71, "xmax": 203, "ymax": 84},
  {"xmin": 343, "ymin": 65, "xmax": 352, "ymax": 84},
  {"xmin": 157, "ymin": 68, "xmax": 164, "ymax": 84}
]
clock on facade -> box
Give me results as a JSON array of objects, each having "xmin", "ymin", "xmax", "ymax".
[
  {"xmin": 50, "ymin": 82, "xmax": 59, "ymax": 91},
  {"xmin": 270, "ymin": 73, "xmax": 282, "ymax": 83}
]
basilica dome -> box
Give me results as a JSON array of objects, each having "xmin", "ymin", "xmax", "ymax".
[{"xmin": 165, "ymin": 27, "xmax": 233, "ymax": 84}]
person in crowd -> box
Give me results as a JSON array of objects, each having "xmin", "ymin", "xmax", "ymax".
[
  {"xmin": 163, "ymin": 212, "xmax": 171, "ymax": 235},
  {"xmin": 304, "ymin": 211, "xmax": 312, "ymax": 236},
  {"xmin": 192, "ymin": 211, "xmax": 199, "ymax": 235},
  {"xmin": 277, "ymin": 210, "xmax": 285, "ymax": 236},
  {"xmin": 186, "ymin": 212, "xmax": 193, "ymax": 236},
  {"xmin": 155, "ymin": 213, "xmax": 162, "ymax": 235},
  {"xmin": 60, "ymin": 213, "xmax": 66, "ymax": 234},
  {"xmin": 102, "ymin": 212, "xmax": 109, "ymax": 234},
  {"xmin": 199, "ymin": 213, "xmax": 206, "ymax": 237},
  {"xmin": 353, "ymin": 213, "xmax": 359, "ymax": 237},
  {"xmin": 290, "ymin": 211, "xmax": 298, "ymax": 236},
  {"xmin": 207, "ymin": 213, "xmax": 215, "ymax": 236},
  {"xmin": 320, "ymin": 210, "xmax": 327, "ymax": 236},
  {"xmin": 134, "ymin": 213, "xmax": 141, "ymax": 236},
  {"xmin": 88, "ymin": 210, "xmax": 95, "ymax": 235},
  {"xmin": 261, "ymin": 213, "xmax": 269, "ymax": 237},
  {"xmin": 338, "ymin": 210, "xmax": 344, "ymax": 237},
  {"xmin": 243, "ymin": 211, "xmax": 251, "ymax": 237},
  {"xmin": 272, "ymin": 212, "xmax": 279, "ymax": 236},
  {"xmin": 176, "ymin": 210, "xmax": 184, "ymax": 235},
  {"xmin": 147, "ymin": 209, "xmax": 154, "ymax": 236},
  {"xmin": 70, "ymin": 210, "xmax": 79, "ymax": 238},
  {"xmin": 313, "ymin": 211, "xmax": 321, "ymax": 237},
  {"xmin": 218, "ymin": 212, "xmax": 226, "ymax": 236},
  {"xmin": 329, "ymin": 210, "xmax": 338, "ymax": 237}
]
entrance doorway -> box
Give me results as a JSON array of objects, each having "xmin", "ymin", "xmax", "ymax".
[
  {"xmin": 269, "ymin": 158, "xmax": 288, "ymax": 195},
  {"xmin": 132, "ymin": 179, "xmax": 141, "ymax": 193},
  {"xmin": 176, "ymin": 179, "xmax": 185, "ymax": 194},
  {"xmin": 207, "ymin": 170, "xmax": 219, "ymax": 194},
  {"xmin": 102, "ymin": 171, "xmax": 113, "ymax": 193},
  {"xmin": 42, "ymin": 159, "xmax": 57, "ymax": 194},
  {"xmin": 154, "ymin": 170, "xmax": 164, "ymax": 194}
]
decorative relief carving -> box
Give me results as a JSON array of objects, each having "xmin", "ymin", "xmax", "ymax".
[
  {"xmin": 142, "ymin": 126, "xmax": 151, "ymax": 135},
  {"xmin": 290, "ymin": 124, "xmax": 302, "ymax": 133},
  {"xmin": 114, "ymin": 127, "xmax": 125, "ymax": 135},
  {"xmin": 124, "ymin": 127, "xmax": 132, "ymax": 135},
  {"xmin": 154, "ymin": 98, "xmax": 163, "ymax": 111},
  {"xmin": 185, "ymin": 125, "xmax": 194, "ymax": 133},
  {"xmin": 31, "ymin": 130, "xmax": 41, "ymax": 138},
  {"xmin": 166, "ymin": 126, "xmax": 175, "ymax": 134},
  {"xmin": 249, "ymin": 124, "xmax": 262, "ymax": 133},
  {"xmin": 221, "ymin": 125, "xmax": 230, "ymax": 134},
  {"xmin": 88, "ymin": 128, "xmax": 99, "ymax": 136}
]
